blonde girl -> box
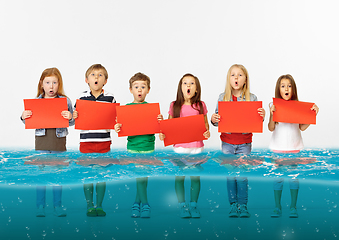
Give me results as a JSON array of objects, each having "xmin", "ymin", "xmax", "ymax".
[
  {"xmin": 211, "ymin": 64, "xmax": 265, "ymax": 218},
  {"xmin": 21, "ymin": 67, "xmax": 74, "ymax": 217}
]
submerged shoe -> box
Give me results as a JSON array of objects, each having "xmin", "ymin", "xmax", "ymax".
[
  {"xmin": 289, "ymin": 207, "xmax": 298, "ymax": 218},
  {"xmin": 140, "ymin": 204, "xmax": 151, "ymax": 218},
  {"xmin": 180, "ymin": 204, "xmax": 191, "ymax": 218},
  {"xmin": 228, "ymin": 203, "xmax": 239, "ymax": 218},
  {"xmin": 239, "ymin": 204, "xmax": 251, "ymax": 218},
  {"xmin": 36, "ymin": 205, "xmax": 45, "ymax": 217},
  {"xmin": 271, "ymin": 208, "xmax": 282, "ymax": 218},
  {"xmin": 96, "ymin": 207, "xmax": 106, "ymax": 217},
  {"xmin": 86, "ymin": 207, "xmax": 97, "ymax": 217},
  {"xmin": 190, "ymin": 202, "xmax": 200, "ymax": 218},
  {"xmin": 131, "ymin": 203, "xmax": 140, "ymax": 218},
  {"xmin": 54, "ymin": 206, "xmax": 67, "ymax": 217}
]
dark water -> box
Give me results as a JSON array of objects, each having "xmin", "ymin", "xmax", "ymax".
[{"xmin": 0, "ymin": 149, "xmax": 338, "ymax": 239}]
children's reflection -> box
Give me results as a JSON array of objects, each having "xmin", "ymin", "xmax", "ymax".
[
  {"xmin": 24, "ymin": 153, "xmax": 69, "ymax": 217},
  {"xmin": 213, "ymin": 155, "xmax": 264, "ymax": 218},
  {"xmin": 270, "ymin": 157, "xmax": 316, "ymax": 218},
  {"xmin": 169, "ymin": 154, "xmax": 207, "ymax": 218}
]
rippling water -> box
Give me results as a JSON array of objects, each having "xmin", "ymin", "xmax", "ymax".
[
  {"xmin": 1, "ymin": 148, "xmax": 339, "ymax": 240},
  {"xmin": 0, "ymin": 148, "xmax": 338, "ymax": 185}
]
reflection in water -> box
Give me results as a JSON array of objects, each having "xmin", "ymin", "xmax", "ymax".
[
  {"xmin": 0, "ymin": 177, "xmax": 338, "ymax": 240},
  {"xmin": 3, "ymin": 149, "xmax": 339, "ymax": 239}
]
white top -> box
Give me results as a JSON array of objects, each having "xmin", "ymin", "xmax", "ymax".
[{"xmin": 269, "ymin": 122, "xmax": 304, "ymax": 151}]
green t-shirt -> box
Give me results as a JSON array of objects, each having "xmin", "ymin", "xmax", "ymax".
[{"xmin": 126, "ymin": 102, "xmax": 155, "ymax": 152}]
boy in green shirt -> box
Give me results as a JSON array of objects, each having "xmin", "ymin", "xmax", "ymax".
[{"xmin": 114, "ymin": 72, "xmax": 162, "ymax": 218}]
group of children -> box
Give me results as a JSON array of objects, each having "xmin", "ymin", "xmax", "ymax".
[{"xmin": 21, "ymin": 63, "xmax": 319, "ymax": 219}]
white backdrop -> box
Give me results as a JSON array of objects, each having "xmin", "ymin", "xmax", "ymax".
[{"xmin": 1, "ymin": 0, "xmax": 338, "ymax": 150}]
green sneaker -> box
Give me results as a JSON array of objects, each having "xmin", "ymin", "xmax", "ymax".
[
  {"xmin": 96, "ymin": 207, "xmax": 106, "ymax": 217},
  {"xmin": 86, "ymin": 207, "xmax": 97, "ymax": 217}
]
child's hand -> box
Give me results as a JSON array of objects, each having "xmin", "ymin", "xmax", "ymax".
[
  {"xmin": 311, "ymin": 104, "xmax": 319, "ymax": 115},
  {"xmin": 61, "ymin": 111, "xmax": 72, "ymax": 120},
  {"xmin": 22, "ymin": 110, "xmax": 32, "ymax": 119},
  {"xmin": 159, "ymin": 132, "xmax": 165, "ymax": 141},
  {"xmin": 114, "ymin": 123, "xmax": 122, "ymax": 133},
  {"xmin": 73, "ymin": 110, "xmax": 78, "ymax": 119},
  {"xmin": 157, "ymin": 114, "xmax": 163, "ymax": 121},
  {"xmin": 258, "ymin": 108, "xmax": 265, "ymax": 119},
  {"xmin": 269, "ymin": 104, "xmax": 276, "ymax": 115},
  {"xmin": 211, "ymin": 113, "xmax": 220, "ymax": 124},
  {"xmin": 203, "ymin": 130, "xmax": 210, "ymax": 139}
]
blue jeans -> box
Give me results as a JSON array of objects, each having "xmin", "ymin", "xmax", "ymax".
[
  {"xmin": 222, "ymin": 142, "xmax": 250, "ymax": 205},
  {"xmin": 227, "ymin": 177, "xmax": 248, "ymax": 205},
  {"xmin": 36, "ymin": 186, "xmax": 62, "ymax": 208},
  {"xmin": 221, "ymin": 142, "xmax": 252, "ymax": 155}
]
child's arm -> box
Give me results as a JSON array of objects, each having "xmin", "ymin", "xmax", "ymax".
[
  {"xmin": 268, "ymin": 104, "xmax": 276, "ymax": 131},
  {"xmin": 73, "ymin": 110, "xmax": 78, "ymax": 119},
  {"xmin": 299, "ymin": 104, "xmax": 319, "ymax": 131},
  {"xmin": 211, "ymin": 113, "xmax": 220, "ymax": 126},
  {"xmin": 21, "ymin": 110, "xmax": 32, "ymax": 120},
  {"xmin": 203, "ymin": 115, "xmax": 210, "ymax": 139},
  {"xmin": 258, "ymin": 108, "xmax": 265, "ymax": 119},
  {"xmin": 114, "ymin": 123, "xmax": 122, "ymax": 133},
  {"xmin": 159, "ymin": 114, "xmax": 173, "ymax": 141}
]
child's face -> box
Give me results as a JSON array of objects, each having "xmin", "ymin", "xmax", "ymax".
[
  {"xmin": 181, "ymin": 76, "xmax": 196, "ymax": 101},
  {"xmin": 42, "ymin": 76, "xmax": 59, "ymax": 98},
  {"xmin": 85, "ymin": 69, "xmax": 107, "ymax": 93},
  {"xmin": 280, "ymin": 78, "xmax": 292, "ymax": 100},
  {"xmin": 130, "ymin": 80, "xmax": 150, "ymax": 103},
  {"xmin": 230, "ymin": 67, "xmax": 246, "ymax": 91}
]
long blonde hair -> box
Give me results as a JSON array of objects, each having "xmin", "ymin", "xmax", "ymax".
[
  {"xmin": 36, "ymin": 67, "xmax": 66, "ymax": 98},
  {"xmin": 223, "ymin": 64, "xmax": 250, "ymax": 101}
]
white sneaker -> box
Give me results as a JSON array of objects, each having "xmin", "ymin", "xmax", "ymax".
[
  {"xmin": 239, "ymin": 204, "xmax": 251, "ymax": 218},
  {"xmin": 190, "ymin": 202, "xmax": 200, "ymax": 218},
  {"xmin": 180, "ymin": 203, "xmax": 191, "ymax": 218},
  {"xmin": 131, "ymin": 203, "xmax": 140, "ymax": 218},
  {"xmin": 140, "ymin": 204, "xmax": 151, "ymax": 218},
  {"xmin": 36, "ymin": 205, "xmax": 45, "ymax": 217},
  {"xmin": 54, "ymin": 206, "xmax": 67, "ymax": 217},
  {"xmin": 228, "ymin": 203, "xmax": 239, "ymax": 218}
]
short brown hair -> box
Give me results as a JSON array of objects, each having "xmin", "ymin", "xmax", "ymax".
[
  {"xmin": 129, "ymin": 72, "xmax": 150, "ymax": 89},
  {"xmin": 85, "ymin": 64, "xmax": 108, "ymax": 79}
]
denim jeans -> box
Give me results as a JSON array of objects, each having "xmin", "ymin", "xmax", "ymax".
[
  {"xmin": 221, "ymin": 142, "xmax": 252, "ymax": 155},
  {"xmin": 227, "ymin": 177, "xmax": 248, "ymax": 205},
  {"xmin": 36, "ymin": 186, "xmax": 62, "ymax": 208}
]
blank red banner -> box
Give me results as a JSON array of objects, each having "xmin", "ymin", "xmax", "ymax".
[
  {"xmin": 24, "ymin": 98, "xmax": 68, "ymax": 129},
  {"xmin": 273, "ymin": 98, "xmax": 316, "ymax": 124},
  {"xmin": 116, "ymin": 103, "xmax": 161, "ymax": 137},
  {"xmin": 160, "ymin": 114, "xmax": 207, "ymax": 146},
  {"xmin": 218, "ymin": 101, "xmax": 263, "ymax": 133},
  {"xmin": 75, "ymin": 100, "xmax": 120, "ymax": 130}
]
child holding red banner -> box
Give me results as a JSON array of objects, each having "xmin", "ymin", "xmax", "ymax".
[
  {"xmin": 159, "ymin": 73, "xmax": 210, "ymax": 218},
  {"xmin": 114, "ymin": 72, "xmax": 163, "ymax": 218},
  {"xmin": 211, "ymin": 64, "xmax": 265, "ymax": 218},
  {"xmin": 73, "ymin": 64, "xmax": 116, "ymax": 217},
  {"xmin": 268, "ymin": 74, "xmax": 319, "ymax": 218},
  {"xmin": 21, "ymin": 67, "xmax": 74, "ymax": 217}
]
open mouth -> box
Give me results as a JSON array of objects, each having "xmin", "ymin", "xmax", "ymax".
[
  {"xmin": 49, "ymin": 91, "xmax": 54, "ymax": 94},
  {"xmin": 138, "ymin": 94, "xmax": 142, "ymax": 98},
  {"xmin": 235, "ymin": 81, "xmax": 238, "ymax": 86},
  {"xmin": 95, "ymin": 81, "xmax": 98, "ymax": 85},
  {"xmin": 187, "ymin": 89, "xmax": 190, "ymax": 94},
  {"xmin": 285, "ymin": 93, "xmax": 289, "ymax": 96}
]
